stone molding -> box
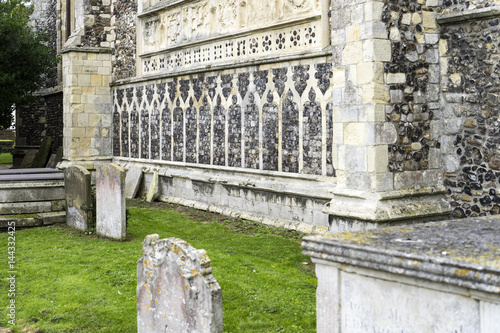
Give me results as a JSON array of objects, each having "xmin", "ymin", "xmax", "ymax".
[
  {"xmin": 437, "ymin": 7, "xmax": 500, "ymax": 25},
  {"xmin": 303, "ymin": 217, "xmax": 500, "ymax": 294}
]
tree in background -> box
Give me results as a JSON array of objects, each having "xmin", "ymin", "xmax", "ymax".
[{"xmin": 0, "ymin": 0, "xmax": 57, "ymax": 129}]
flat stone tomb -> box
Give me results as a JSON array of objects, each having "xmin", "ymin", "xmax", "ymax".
[
  {"xmin": 303, "ymin": 217, "xmax": 500, "ymax": 333},
  {"xmin": 137, "ymin": 235, "xmax": 223, "ymax": 333},
  {"xmin": 96, "ymin": 163, "xmax": 126, "ymax": 240},
  {"xmin": 0, "ymin": 168, "xmax": 64, "ymax": 182}
]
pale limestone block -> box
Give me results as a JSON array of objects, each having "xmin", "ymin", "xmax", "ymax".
[
  {"xmin": 88, "ymin": 114, "xmax": 100, "ymax": 127},
  {"xmin": 428, "ymin": 147, "xmax": 441, "ymax": 169},
  {"xmin": 71, "ymin": 127, "xmax": 86, "ymax": 138},
  {"xmin": 359, "ymin": 104, "xmax": 386, "ymax": 122},
  {"xmin": 98, "ymin": 66, "xmax": 111, "ymax": 75},
  {"xmin": 351, "ymin": 4, "xmax": 364, "ymax": 25},
  {"xmin": 342, "ymin": 42, "xmax": 363, "ymax": 65},
  {"xmin": 96, "ymin": 163, "xmax": 126, "ymax": 240},
  {"xmin": 91, "ymin": 75, "xmax": 102, "ymax": 87},
  {"xmin": 416, "ymin": 33, "xmax": 425, "ymax": 44},
  {"xmin": 78, "ymin": 74, "xmax": 91, "ymax": 87},
  {"xmin": 401, "ymin": 13, "xmax": 412, "ymax": 25},
  {"xmin": 425, "ymin": 33, "xmax": 439, "ymax": 44},
  {"xmin": 362, "ymin": 83, "xmax": 390, "ymax": 104},
  {"xmin": 385, "ymin": 73, "xmax": 406, "ymax": 84},
  {"xmin": 422, "ymin": 11, "xmax": 438, "ymax": 29},
  {"xmin": 389, "ymin": 27, "xmax": 401, "ymax": 41},
  {"xmin": 344, "ymin": 145, "xmax": 367, "ymax": 172},
  {"xmin": 364, "ymin": 1, "xmax": 385, "ymax": 22},
  {"xmin": 439, "ymin": 39, "xmax": 448, "ymax": 55},
  {"xmin": 345, "ymin": 123, "xmax": 366, "ymax": 145},
  {"xmin": 363, "ymin": 39, "xmax": 392, "ymax": 62},
  {"xmin": 346, "ymin": 26, "xmax": 360, "ymax": 43},
  {"xmin": 87, "ymin": 53, "xmax": 97, "ymax": 60},
  {"xmin": 426, "ymin": 0, "xmax": 440, "ymax": 6},
  {"xmin": 332, "ymin": 68, "xmax": 346, "ymax": 87},
  {"xmin": 331, "ymin": 28, "xmax": 346, "ymax": 45},
  {"xmin": 367, "ymin": 145, "xmax": 388, "ymax": 173},
  {"xmin": 92, "ymin": 60, "xmax": 103, "ymax": 67},
  {"xmin": 76, "ymin": 114, "xmax": 89, "ymax": 127},
  {"xmin": 356, "ymin": 62, "xmax": 375, "ymax": 84},
  {"xmin": 359, "ymin": 22, "xmax": 388, "ymax": 40}
]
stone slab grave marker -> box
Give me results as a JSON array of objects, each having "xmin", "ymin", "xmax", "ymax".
[
  {"xmin": 303, "ymin": 217, "xmax": 500, "ymax": 333},
  {"xmin": 64, "ymin": 165, "xmax": 92, "ymax": 231},
  {"xmin": 125, "ymin": 166, "xmax": 143, "ymax": 199},
  {"xmin": 137, "ymin": 235, "xmax": 223, "ymax": 333},
  {"xmin": 96, "ymin": 163, "xmax": 126, "ymax": 240},
  {"xmin": 32, "ymin": 136, "xmax": 52, "ymax": 168}
]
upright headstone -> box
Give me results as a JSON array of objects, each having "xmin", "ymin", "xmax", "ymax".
[
  {"xmin": 32, "ymin": 136, "xmax": 52, "ymax": 168},
  {"xmin": 64, "ymin": 165, "xmax": 92, "ymax": 231},
  {"xmin": 125, "ymin": 166, "xmax": 143, "ymax": 199},
  {"xmin": 96, "ymin": 163, "xmax": 126, "ymax": 240},
  {"xmin": 137, "ymin": 235, "xmax": 223, "ymax": 333}
]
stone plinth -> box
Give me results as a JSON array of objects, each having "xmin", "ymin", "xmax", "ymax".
[
  {"xmin": 137, "ymin": 235, "xmax": 223, "ymax": 333},
  {"xmin": 302, "ymin": 217, "xmax": 500, "ymax": 333},
  {"xmin": 96, "ymin": 163, "xmax": 126, "ymax": 240},
  {"xmin": 64, "ymin": 165, "xmax": 92, "ymax": 231}
]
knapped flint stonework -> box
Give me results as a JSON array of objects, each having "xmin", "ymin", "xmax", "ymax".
[
  {"xmin": 441, "ymin": 15, "xmax": 500, "ymax": 219},
  {"xmin": 113, "ymin": 61, "xmax": 335, "ymax": 176},
  {"xmin": 383, "ymin": 0, "xmax": 441, "ymax": 173}
]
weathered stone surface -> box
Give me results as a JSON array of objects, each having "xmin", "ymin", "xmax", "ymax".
[
  {"xmin": 303, "ymin": 217, "xmax": 500, "ymax": 332},
  {"xmin": 137, "ymin": 235, "xmax": 223, "ymax": 333},
  {"xmin": 145, "ymin": 171, "xmax": 159, "ymax": 203},
  {"xmin": 64, "ymin": 165, "xmax": 92, "ymax": 231},
  {"xmin": 125, "ymin": 166, "xmax": 143, "ymax": 199},
  {"xmin": 96, "ymin": 163, "xmax": 126, "ymax": 240},
  {"xmin": 19, "ymin": 150, "xmax": 37, "ymax": 168},
  {"xmin": 32, "ymin": 136, "xmax": 52, "ymax": 168}
]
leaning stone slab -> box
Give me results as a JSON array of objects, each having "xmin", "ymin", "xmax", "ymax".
[
  {"xmin": 19, "ymin": 150, "xmax": 37, "ymax": 168},
  {"xmin": 64, "ymin": 165, "xmax": 92, "ymax": 231},
  {"xmin": 302, "ymin": 217, "xmax": 500, "ymax": 333},
  {"xmin": 137, "ymin": 235, "xmax": 223, "ymax": 333},
  {"xmin": 125, "ymin": 166, "xmax": 143, "ymax": 199},
  {"xmin": 96, "ymin": 163, "xmax": 126, "ymax": 240},
  {"xmin": 32, "ymin": 136, "xmax": 52, "ymax": 168},
  {"xmin": 145, "ymin": 171, "xmax": 159, "ymax": 202}
]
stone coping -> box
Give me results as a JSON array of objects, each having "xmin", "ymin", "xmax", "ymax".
[
  {"xmin": 438, "ymin": 7, "xmax": 500, "ymax": 24},
  {"xmin": 0, "ymin": 168, "xmax": 62, "ymax": 175},
  {"xmin": 302, "ymin": 217, "xmax": 500, "ymax": 294},
  {"xmin": 111, "ymin": 50, "xmax": 332, "ymax": 86}
]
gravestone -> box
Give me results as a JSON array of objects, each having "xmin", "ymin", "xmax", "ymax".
[
  {"xmin": 32, "ymin": 136, "xmax": 52, "ymax": 168},
  {"xmin": 125, "ymin": 166, "xmax": 143, "ymax": 199},
  {"xmin": 137, "ymin": 235, "xmax": 223, "ymax": 333},
  {"xmin": 46, "ymin": 146, "xmax": 62, "ymax": 168},
  {"xmin": 19, "ymin": 150, "xmax": 37, "ymax": 168},
  {"xmin": 64, "ymin": 165, "xmax": 92, "ymax": 231},
  {"xmin": 303, "ymin": 217, "xmax": 500, "ymax": 333},
  {"xmin": 145, "ymin": 171, "xmax": 159, "ymax": 203},
  {"xmin": 96, "ymin": 163, "xmax": 126, "ymax": 240}
]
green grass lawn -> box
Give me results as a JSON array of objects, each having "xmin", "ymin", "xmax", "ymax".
[
  {"xmin": 0, "ymin": 152, "xmax": 12, "ymax": 165},
  {"xmin": 0, "ymin": 200, "xmax": 317, "ymax": 332}
]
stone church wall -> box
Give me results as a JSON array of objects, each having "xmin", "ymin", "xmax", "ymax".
[{"xmin": 439, "ymin": 7, "xmax": 500, "ymax": 219}]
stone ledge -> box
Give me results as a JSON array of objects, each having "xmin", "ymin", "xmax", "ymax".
[
  {"xmin": 437, "ymin": 7, "xmax": 500, "ymax": 25},
  {"xmin": 303, "ymin": 217, "xmax": 500, "ymax": 294}
]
